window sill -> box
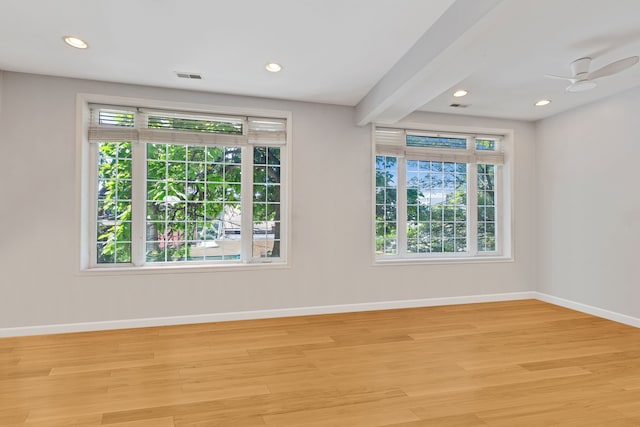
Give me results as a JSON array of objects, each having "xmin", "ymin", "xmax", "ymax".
[
  {"xmin": 373, "ymin": 255, "xmax": 513, "ymax": 266},
  {"xmin": 78, "ymin": 260, "xmax": 290, "ymax": 276}
]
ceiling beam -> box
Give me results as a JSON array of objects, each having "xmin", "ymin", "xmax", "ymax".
[{"xmin": 355, "ymin": 0, "xmax": 504, "ymax": 126}]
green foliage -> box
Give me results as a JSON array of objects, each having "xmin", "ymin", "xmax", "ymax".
[
  {"xmin": 97, "ymin": 142, "xmax": 132, "ymax": 263},
  {"xmin": 144, "ymin": 144, "xmax": 242, "ymax": 262},
  {"xmin": 375, "ymin": 156, "xmax": 398, "ymax": 254},
  {"xmin": 406, "ymin": 189, "xmax": 467, "ymax": 254},
  {"xmin": 475, "ymin": 139, "xmax": 495, "ymax": 151},
  {"xmin": 97, "ymin": 140, "xmax": 283, "ymax": 263},
  {"xmin": 99, "ymin": 110, "xmax": 134, "ymax": 127},
  {"xmin": 477, "ymin": 164, "xmax": 496, "ymax": 251},
  {"xmin": 252, "ymin": 147, "xmax": 281, "ymax": 257},
  {"xmin": 147, "ymin": 115, "xmax": 242, "ymax": 134}
]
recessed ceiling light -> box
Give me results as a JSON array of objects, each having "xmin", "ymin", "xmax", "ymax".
[
  {"xmin": 63, "ymin": 36, "xmax": 88, "ymax": 49},
  {"xmin": 265, "ymin": 62, "xmax": 282, "ymax": 73},
  {"xmin": 535, "ymin": 99, "xmax": 551, "ymax": 107},
  {"xmin": 453, "ymin": 89, "xmax": 468, "ymax": 97}
]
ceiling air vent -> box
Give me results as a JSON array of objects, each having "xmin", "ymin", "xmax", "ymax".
[
  {"xmin": 175, "ymin": 72, "xmax": 202, "ymax": 80},
  {"xmin": 449, "ymin": 103, "xmax": 470, "ymax": 108}
]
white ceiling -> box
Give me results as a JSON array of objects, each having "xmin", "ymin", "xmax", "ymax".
[{"xmin": 1, "ymin": 0, "xmax": 639, "ymax": 123}]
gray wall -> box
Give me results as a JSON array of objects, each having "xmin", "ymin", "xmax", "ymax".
[
  {"xmin": 0, "ymin": 70, "xmax": 3, "ymax": 116},
  {"xmin": 0, "ymin": 72, "xmax": 536, "ymax": 329},
  {"xmin": 536, "ymin": 87, "xmax": 640, "ymax": 319}
]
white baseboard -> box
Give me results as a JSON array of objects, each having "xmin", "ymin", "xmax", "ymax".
[
  {"xmin": 534, "ymin": 292, "xmax": 640, "ymax": 328},
  {"xmin": 0, "ymin": 291, "xmax": 536, "ymax": 338},
  {"xmin": 5, "ymin": 291, "xmax": 637, "ymax": 338}
]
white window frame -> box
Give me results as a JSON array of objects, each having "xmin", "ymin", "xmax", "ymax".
[
  {"xmin": 77, "ymin": 95, "xmax": 292, "ymax": 272},
  {"xmin": 372, "ymin": 125, "xmax": 513, "ymax": 264}
]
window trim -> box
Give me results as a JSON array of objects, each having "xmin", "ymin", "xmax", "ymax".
[
  {"xmin": 371, "ymin": 124, "xmax": 514, "ymax": 265},
  {"xmin": 77, "ymin": 94, "xmax": 292, "ymax": 272}
]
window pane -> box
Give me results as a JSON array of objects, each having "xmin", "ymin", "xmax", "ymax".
[
  {"xmin": 253, "ymin": 146, "xmax": 281, "ymax": 258},
  {"xmin": 187, "ymin": 147, "xmax": 206, "ymax": 162},
  {"xmin": 478, "ymin": 164, "xmax": 497, "ymax": 252},
  {"xmin": 98, "ymin": 110, "xmax": 134, "ymax": 127},
  {"xmin": 97, "ymin": 243, "xmax": 114, "ymax": 263},
  {"xmin": 375, "ymin": 222, "xmax": 385, "ymax": 253},
  {"xmin": 207, "ymin": 146, "xmax": 225, "ymax": 163},
  {"xmin": 406, "ymin": 160, "xmax": 467, "ymax": 254},
  {"xmin": 147, "ymin": 115, "xmax": 242, "ymax": 134},
  {"xmin": 168, "ymin": 145, "xmax": 186, "ymax": 161},
  {"xmin": 147, "ymin": 143, "xmax": 164, "ymax": 160},
  {"xmin": 267, "ymin": 185, "xmax": 280, "ymax": 203},
  {"xmin": 475, "ymin": 138, "xmax": 496, "ymax": 151},
  {"xmin": 146, "ymin": 144, "xmax": 242, "ymax": 263},
  {"xmin": 410, "ymin": 222, "xmax": 426, "ymax": 239},
  {"xmin": 406, "ymin": 135, "xmax": 466, "ymax": 149},
  {"xmin": 267, "ymin": 147, "xmax": 281, "ymax": 165},
  {"xmin": 254, "ymin": 146, "xmax": 267, "ymax": 164},
  {"xmin": 375, "ymin": 156, "xmax": 398, "ymax": 255},
  {"xmin": 225, "ymin": 147, "xmax": 242, "ymax": 164},
  {"xmin": 96, "ymin": 142, "xmax": 133, "ymax": 264}
]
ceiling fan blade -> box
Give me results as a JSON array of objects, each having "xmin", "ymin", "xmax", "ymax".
[
  {"xmin": 587, "ymin": 56, "xmax": 639, "ymax": 80},
  {"xmin": 566, "ymin": 80, "xmax": 597, "ymax": 93},
  {"xmin": 544, "ymin": 74, "xmax": 575, "ymax": 81}
]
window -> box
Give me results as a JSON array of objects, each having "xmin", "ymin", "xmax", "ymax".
[
  {"xmin": 86, "ymin": 104, "xmax": 288, "ymax": 269},
  {"xmin": 374, "ymin": 127, "xmax": 509, "ymax": 261}
]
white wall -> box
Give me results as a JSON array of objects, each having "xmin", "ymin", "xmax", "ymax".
[
  {"xmin": 0, "ymin": 72, "xmax": 536, "ymax": 329},
  {"xmin": 536, "ymin": 87, "xmax": 640, "ymax": 319}
]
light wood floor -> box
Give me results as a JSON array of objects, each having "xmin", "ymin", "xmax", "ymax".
[{"xmin": 2, "ymin": 300, "xmax": 640, "ymax": 426}]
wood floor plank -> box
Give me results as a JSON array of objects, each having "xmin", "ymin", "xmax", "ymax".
[
  {"xmin": 106, "ymin": 418, "xmax": 176, "ymax": 427},
  {"xmin": 262, "ymin": 406, "xmax": 419, "ymax": 427},
  {"xmin": 382, "ymin": 413, "xmax": 489, "ymax": 427},
  {"xmin": 2, "ymin": 300, "xmax": 640, "ymax": 425},
  {"xmin": 173, "ymin": 413, "xmax": 266, "ymax": 427},
  {"xmin": 21, "ymin": 414, "xmax": 103, "ymax": 427},
  {"xmin": 0, "ymin": 407, "xmax": 30, "ymax": 425}
]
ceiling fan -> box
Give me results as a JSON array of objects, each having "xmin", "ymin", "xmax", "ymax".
[{"xmin": 545, "ymin": 56, "xmax": 639, "ymax": 93}]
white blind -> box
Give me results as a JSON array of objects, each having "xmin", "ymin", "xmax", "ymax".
[
  {"xmin": 88, "ymin": 106, "xmax": 138, "ymax": 143},
  {"xmin": 404, "ymin": 146, "xmax": 475, "ymax": 163},
  {"xmin": 375, "ymin": 127, "xmax": 405, "ymax": 157},
  {"xmin": 137, "ymin": 129, "xmax": 245, "ymax": 146},
  {"xmin": 375, "ymin": 127, "xmax": 504, "ymax": 164},
  {"xmin": 88, "ymin": 105, "xmax": 287, "ymax": 146},
  {"xmin": 248, "ymin": 117, "xmax": 287, "ymax": 145}
]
